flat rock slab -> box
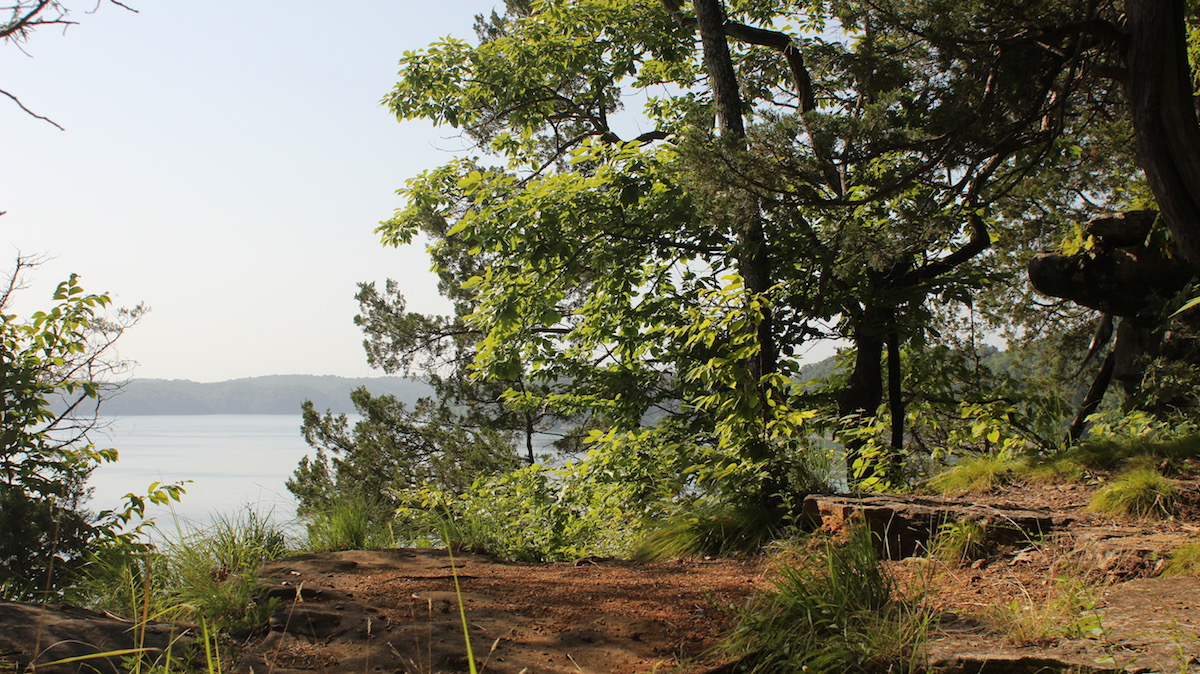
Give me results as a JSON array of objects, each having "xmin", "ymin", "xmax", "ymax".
[
  {"xmin": 1066, "ymin": 526, "xmax": 1199, "ymax": 579},
  {"xmin": 0, "ymin": 600, "xmax": 194, "ymax": 673},
  {"xmin": 802, "ymin": 493, "xmax": 1061, "ymax": 559}
]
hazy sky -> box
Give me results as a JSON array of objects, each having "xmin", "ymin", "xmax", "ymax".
[{"xmin": 1, "ymin": 1, "xmax": 500, "ymax": 382}]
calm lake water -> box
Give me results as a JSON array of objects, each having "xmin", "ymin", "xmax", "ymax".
[{"xmin": 87, "ymin": 415, "xmax": 311, "ymax": 530}]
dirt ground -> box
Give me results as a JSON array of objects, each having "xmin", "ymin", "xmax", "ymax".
[
  {"xmin": 245, "ymin": 550, "xmax": 764, "ymax": 673},
  {"xmin": 237, "ymin": 480, "xmax": 1200, "ymax": 674}
]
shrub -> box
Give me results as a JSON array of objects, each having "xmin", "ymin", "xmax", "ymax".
[
  {"xmin": 1089, "ymin": 467, "xmax": 1178, "ymax": 519},
  {"xmin": 394, "ymin": 462, "xmax": 647, "ymax": 561},
  {"xmin": 724, "ymin": 524, "xmax": 931, "ymax": 672},
  {"xmin": 0, "ymin": 267, "xmax": 148, "ymax": 600}
]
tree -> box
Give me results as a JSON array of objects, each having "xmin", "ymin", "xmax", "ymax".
[
  {"xmin": 380, "ymin": 0, "xmax": 1125, "ymax": 500},
  {"xmin": 2, "ymin": 0, "xmax": 136, "ymax": 130},
  {"xmin": 287, "ymin": 386, "xmax": 522, "ymax": 519},
  {"xmin": 0, "ymin": 258, "xmax": 168, "ymax": 599}
]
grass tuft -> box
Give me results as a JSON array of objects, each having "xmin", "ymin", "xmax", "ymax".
[
  {"xmin": 986, "ymin": 577, "xmax": 1100, "ymax": 646},
  {"xmin": 632, "ymin": 500, "xmax": 783, "ymax": 561},
  {"xmin": 931, "ymin": 518, "xmax": 989, "ymax": 564},
  {"xmin": 724, "ymin": 523, "xmax": 931, "ymax": 672},
  {"xmin": 1089, "ymin": 467, "xmax": 1178, "ymax": 519},
  {"xmin": 304, "ymin": 494, "xmax": 394, "ymax": 552},
  {"xmin": 928, "ymin": 452, "xmax": 1022, "ymax": 495},
  {"xmin": 1164, "ymin": 542, "xmax": 1200, "ymax": 576}
]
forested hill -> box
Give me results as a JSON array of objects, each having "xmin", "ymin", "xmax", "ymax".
[{"xmin": 100, "ymin": 375, "xmax": 432, "ymax": 416}]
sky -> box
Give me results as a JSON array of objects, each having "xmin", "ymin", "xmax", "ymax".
[{"xmin": 0, "ymin": 0, "xmax": 502, "ymax": 382}]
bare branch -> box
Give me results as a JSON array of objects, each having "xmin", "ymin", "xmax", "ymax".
[{"xmin": 0, "ymin": 86, "xmax": 64, "ymax": 129}]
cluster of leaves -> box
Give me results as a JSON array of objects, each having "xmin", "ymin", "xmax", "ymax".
[{"xmin": 0, "ymin": 263, "xmax": 181, "ymax": 600}]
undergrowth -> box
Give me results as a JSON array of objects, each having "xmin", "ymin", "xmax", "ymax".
[
  {"xmin": 724, "ymin": 523, "xmax": 932, "ymax": 673},
  {"xmin": 927, "ymin": 452, "xmax": 1022, "ymax": 495},
  {"xmin": 986, "ymin": 577, "xmax": 1101, "ymax": 646}
]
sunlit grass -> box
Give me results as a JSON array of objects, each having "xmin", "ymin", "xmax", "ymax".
[
  {"xmin": 724, "ymin": 524, "xmax": 932, "ymax": 672},
  {"xmin": 1089, "ymin": 467, "xmax": 1178, "ymax": 520}
]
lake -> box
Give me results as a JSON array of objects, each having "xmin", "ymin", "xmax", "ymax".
[
  {"xmin": 85, "ymin": 415, "xmax": 565, "ymax": 534},
  {"xmin": 87, "ymin": 415, "xmax": 311, "ymax": 530}
]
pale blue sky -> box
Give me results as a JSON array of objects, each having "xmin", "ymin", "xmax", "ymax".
[{"xmin": 1, "ymin": 1, "xmax": 499, "ymax": 382}]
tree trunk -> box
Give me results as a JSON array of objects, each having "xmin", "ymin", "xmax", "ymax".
[
  {"xmin": 886, "ymin": 329, "xmax": 904, "ymax": 454},
  {"xmin": 1068, "ymin": 351, "xmax": 1116, "ymax": 442},
  {"xmin": 838, "ymin": 315, "xmax": 886, "ymax": 487},
  {"xmin": 1125, "ymin": 0, "xmax": 1200, "ymax": 273},
  {"xmin": 693, "ymin": 0, "xmax": 781, "ymax": 508},
  {"xmin": 524, "ymin": 411, "xmax": 536, "ymax": 465}
]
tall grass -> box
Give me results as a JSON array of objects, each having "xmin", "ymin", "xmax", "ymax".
[
  {"xmin": 724, "ymin": 524, "xmax": 932, "ymax": 672},
  {"xmin": 303, "ymin": 494, "xmax": 394, "ymax": 552},
  {"xmin": 632, "ymin": 499, "xmax": 787, "ymax": 561},
  {"xmin": 80, "ymin": 509, "xmax": 291, "ymax": 635}
]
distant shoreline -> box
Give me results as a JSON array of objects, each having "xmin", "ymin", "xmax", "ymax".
[{"xmin": 94, "ymin": 375, "xmax": 432, "ymax": 416}]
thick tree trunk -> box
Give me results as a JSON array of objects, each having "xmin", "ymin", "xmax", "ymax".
[
  {"xmin": 838, "ymin": 316, "xmax": 886, "ymax": 487},
  {"xmin": 886, "ymin": 330, "xmax": 904, "ymax": 454},
  {"xmin": 1125, "ymin": 0, "xmax": 1200, "ymax": 273}
]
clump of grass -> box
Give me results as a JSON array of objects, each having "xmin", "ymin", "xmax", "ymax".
[
  {"xmin": 928, "ymin": 452, "xmax": 1023, "ymax": 495},
  {"xmin": 1089, "ymin": 467, "xmax": 1178, "ymax": 519},
  {"xmin": 304, "ymin": 494, "xmax": 394, "ymax": 552},
  {"xmin": 931, "ymin": 518, "xmax": 989, "ymax": 564},
  {"xmin": 632, "ymin": 500, "xmax": 784, "ymax": 561},
  {"xmin": 724, "ymin": 523, "xmax": 931, "ymax": 672},
  {"xmin": 1163, "ymin": 542, "xmax": 1200, "ymax": 576},
  {"xmin": 82, "ymin": 509, "xmax": 290, "ymax": 636},
  {"xmin": 1026, "ymin": 455, "xmax": 1087, "ymax": 484},
  {"xmin": 1068, "ymin": 433, "xmax": 1200, "ymax": 473},
  {"xmin": 165, "ymin": 509, "xmax": 290, "ymax": 634},
  {"xmin": 987, "ymin": 577, "xmax": 1100, "ymax": 646},
  {"xmin": 72, "ymin": 509, "xmax": 291, "ymax": 672}
]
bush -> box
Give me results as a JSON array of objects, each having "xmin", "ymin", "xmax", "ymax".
[
  {"xmin": 395, "ymin": 462, "xmax": 652, "ymax": 562},
  {"xmin": 724, "ymin": 524, "xmax": 931, "ymax": 672},
  {"xmin": 0, "ymin": 265, "xmax": 150, "ymax": 600}
]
